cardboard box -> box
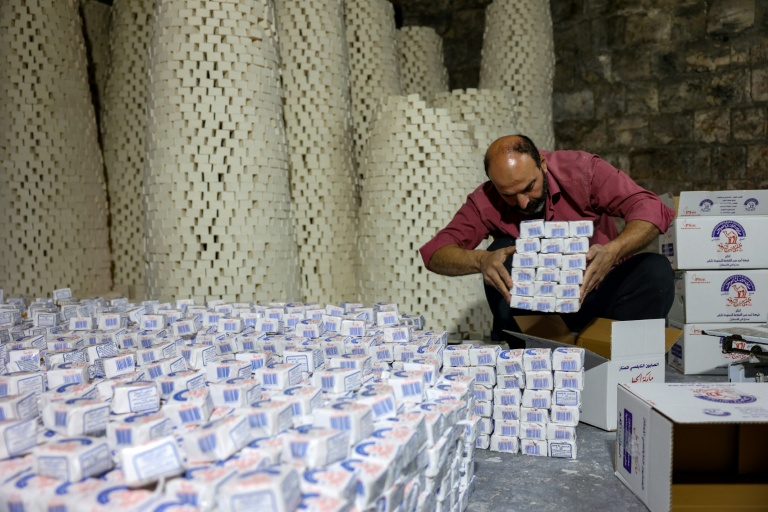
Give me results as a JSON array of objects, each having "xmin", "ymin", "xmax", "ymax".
[
  {"xmin": 677, "ymin": 270, "xmax": 768, "ymax": 323},
  {"xmin": 667, "ymin": 322, "xmax": 760, "ymax": 375},
  {"xmin": 677, "ymin": 190, "xmax": 768, "ymax": 217},
  {"xmin": 661, "ymin": 216, "xmax": 768, "ymax": 270},
  {"xmin": 508, "ymin": 317, "xmax": 680, "ymax": 431},
  {"xmin": 615, "ymin": 383, "xmax": 768, "ymax": 512}
]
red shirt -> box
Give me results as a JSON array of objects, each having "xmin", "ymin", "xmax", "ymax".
[{"xmin": 419, "ymin": 150, "xmax": 675, "ymax": 266}]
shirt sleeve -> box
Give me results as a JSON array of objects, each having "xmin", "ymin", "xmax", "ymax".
[
  {"xmin": 419, "ymin": 194, "xmax": 491, "ymax": 267},
  {"xmin": 587, "ymin": 156, "xmax": 675, "ymax": 233}
]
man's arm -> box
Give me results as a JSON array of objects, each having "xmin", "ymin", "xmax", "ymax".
[
  {"xmin": 581, "ymin": 219, "xmax": 660, "ymax": 298},
  {"xmin": 428, "ymin": 244, "xmax": 518, "ymax": 302}
]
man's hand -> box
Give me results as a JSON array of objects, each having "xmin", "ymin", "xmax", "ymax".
[
  {"xmin": 581, "ymin": 243, "xmax": 618, "ymax": 299},
  {"xmin": 480, "ymin": 246, "xmax": 517, "ymax": 302}
]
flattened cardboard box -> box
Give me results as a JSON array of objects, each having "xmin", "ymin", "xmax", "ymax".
[
  {"xmin": 508, "ymin": 317, "xmax": 680, "ymax": 431},
  {"xmin": 616, "ymin": 383, "xmax": 768, "ymax": 512}
]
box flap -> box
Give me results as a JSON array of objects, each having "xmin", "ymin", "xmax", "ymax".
[
  {"xmin": 664, "ymin": 327, "xmax": 683, "ymax": 352},
  {"xmin": 512, "ymin": 315, "xmax": 575, "ymax": 344},
  {"xmin": 574, "ymin": 318, "xmax": 614, "ymax": 359},
  {"xmin": 608, "ymin": 319, "xmax": 666, "ymax": 360},
  {"xmin": 619, "ymin": 383, "xmax": 768, "ymax": 424}
]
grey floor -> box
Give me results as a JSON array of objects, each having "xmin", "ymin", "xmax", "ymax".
[{"xmin": 466, "ymin": 365, "xmax": 726, "ymax": 512}]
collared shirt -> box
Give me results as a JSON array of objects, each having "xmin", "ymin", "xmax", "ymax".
[{"xmin": 419, "ymin": 149, "xmax": 675, "ymax": 266}]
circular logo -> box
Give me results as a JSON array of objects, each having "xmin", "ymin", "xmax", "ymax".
[
  {"xmin": 694, "ymin": 391, "xmax": 757, "ymax": 404},
  {"xmin": 703, "ymin": 409, "xmax": 732, "ymax": 417}
]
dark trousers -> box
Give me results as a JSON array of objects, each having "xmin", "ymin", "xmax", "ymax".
[{"xmin": 485, "ymin": 237, "xmax": 675, "ymax": 348}]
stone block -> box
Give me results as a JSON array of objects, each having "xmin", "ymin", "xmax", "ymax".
[
  {"xmin": 683, "ymin": 40, "xmax": 731, "ymax": 72},
  {"xmin": 732, "ymin": 107, "xmax": 767, "ymax": 141},
  {"xmin": 607, "ymin": 116, "xmax": 648, "ymax": 148},
  {"xmin": 613, "ymin": 47, "xmax": 651, "ymax": 81},
  {"xmin": 591, "ymin": 16, "xmax": 625, "ymax": 51},
  {"xmin": 625, "ymin": 81, "xmax": 658, "ymax": 115},
  {"xmin": 712, "ymin": 145, "xmax": 747, "ymax": 180},
  {"xmin": 694, "ymin": 109, "xmax": 730, "ymax": 144},
  {"xmin": 677, "ymin": 148, "xmax": 712, "ymax": 182},
  {"xmin": 747, "ymin": 145, "xmax": 768, "ymax": 180},
  {"xmin": 553, "ymin": 89, "xmax": 594, "ymax": 120},
  {"xmin": 706, "ymin": 70, "xmax": 750, "ymax": 107},
  {"xmin": 554, "ymin": 21, "xmax": 591, "ymax": 57},
  {"xmin": 707, "ymin": 0, "xmax": 755, "ymax": 34},
  {"xmin": 653, "ymin": 47, "xmax": 684, "ymax": 77},
  {"xmin": 659, "ymin": 76, "xmax": 709, "ymax": 113},
  {"xmin": 752, "ymin": 67, "xmax": 768, "ymax": 101},
  {"xmin": 671, "ymin": 2, "xmax": 707, "ymax": 42},
  {"xmin": 650, "ymin": 113, "xmax": 693, "ymax": 145},
  {"xmin": 553, "ymin": 61, "xmax": 580, "ymax": 92},
  {"xmin": 550, "ymin": 0, "xmax": 584, "ymax": 24},
  {"xmin": 751, "ymin": 39, "xmax": 768, "ymax": 65},
  {"xmin": 625, "ymin": 10, "xmax": 672, "ymax": 45},
  {"xmin": 731, "ymin": 38, "xmax": 751, "ymax": 65},
  {"xmin": 553, "ymin": 119, "xmax": 607, "ymax": 150},
  {"xmin": 581, "ymin": 53, "xmax": 614, "ymax": 84},
  {"xmin": 594, "ymin": 82, "xmax": 626, "ymax": 118}
]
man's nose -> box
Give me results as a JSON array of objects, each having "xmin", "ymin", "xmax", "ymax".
[{"xmin": 517, "ymin": 195, "xmax": 529, "ymax": 209}]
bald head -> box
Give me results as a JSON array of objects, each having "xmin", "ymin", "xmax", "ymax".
[{"xmin": 484, "ymin": 134, "xmax": 548, "ymax": 215}]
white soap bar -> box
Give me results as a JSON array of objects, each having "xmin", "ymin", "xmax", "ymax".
[
  {"xmin": 552, "ymin": 347, "xmax": 585, "ymax": 372},
  {"xmin": 492, "ymin": 404, "xmax": 520, "ymax": 421},
  {"xmin": 496, "ymin": 349, "xmax": 524, "ymax": 375},
  {"xmin": 561, "ymin": 254, "xmax": 587, "ymax": 270},
  {"xmin": 263, "ymin": 363, "xmax": 303, "ymax": 390},
  {"xmin": 206, "ymin": 359, "xmax": 251, "ymax": 383},
  {"xmin": 538, "ymin": 253, "xmax": 562, "ymax": 268},
  {"xmin": 393, "ymin": 343, "xmax": 420, "ymax": 362},
  {"xmin": 208, "ymin": 378, "xmax": 261, "ymax": 408},
  {"xmin": 512, "ymin": 281, "xmax": 534, "ymax": 296},
  {"xmin": 520, "ymin": 407, "xmax": 549, "ymax": 424},
  {"xmin": 509, "ymin": 295, "xmax": 534, "ymax": 310},
  {"xmin": 456, "ymin": 416, "xmax": 481, "ymax": 445},
  {"xmin": 525, "ymin": 371, "xmax": 553, "ymax": 390},
  {"xmin": 0, "ymin": 392, "xmax": 38, "ymax": 421},
  {"xmin": 375, "ymin": 310, "xmax": 399, "ymax": 327},
  {"xmin": 493, "ymin": 387, "xmax": 521, "ymax": 407},
  {"xmin": 283, "ymin": 426, "xmax": 350, "ymax": 469},
  {"xmin": 403, "ymin": 359, "xmax": 439, "ymax": 386},
  {"xmin": 549, "ymin": 439, "xmax": 578, "ymax": 459},
  {"xmin": 522, "ymin": 389, "xmax": 552, "ymax": 409},
  {"xmin": 156, "ymin": 370, "xmax": 205, "ymax": 399},
  {"xmin": 111, "ymin": 381, "xmax": 161, "ymax": 415},
  {"xmin": 182, "ymin": 414, "xmax": 252, "ymax": 462},
  {"xmin": 284, "ymin": 347, "xmax": 324, "ymax": 374},
  {"xmin": 520, "ymin": 220, "xmax": 544, "ymax": 238},
  {"xmin": 490, "ymin": 434, "xmax": 519, "ymax": 454},
  {"xmin": 233, "ymin": 351, "xmax": 271, "ymax": 372},
  {"xmin": 340, "ymin": 319, "xmax": 366, "ymax": 337},
  {"xmin": 330, "ymin": 354, "xmax": 373, "ymax": 377},
  {"xmin": 468, "ymin": 366, "xmax": 496, "ymax": 388},
  {"xmin": 163, "ymin": 387, "xmax": 214, "ymax": 427},
  {"xmin": 7, "ymin": 349, "xmax": 40, "ymax": 373},
  {"xmin": 512, "ymin": 252, "xmax": 537, "ymax": 268},
  {"xmin": 281, "ymin": 386, "xmax": 324, "ymax": 417},
  {"xmin": 556, "ymin": 299, "xmax": 581, "ymax": 313},
  {"xmin": 45, "ymin": 363, "xmax": 90, "ymax": 389},
  {"xmin": 42, "ymin": 399, "xmax": 110, "ymax": 436},
  {"xmin": 515, "ymin": 238, "xmax": 541, "ymax": 253},
  {"xmin": 34, "ymin": 437, "xmax": 112, "ymax": 482},
  {"xmin": 520, "ymin": 422, "xmax": 547, "ymax": 440},
  {"xmin": 107, "ymin": 411, "xmax": 173, "ymax": 449},
  {"xmin": 495, "ymin": 419, "xmax": 520, "ymax": 438},
  {"xmin": 218, "ymin": 464, "xmax": 302, "ymax": 512},
  {"xmin": 96, "ymin": 352, "xmax": 136, "ymax": 379},
  {"xmin": 119, "ymin": 436, "xmax": 185, "ymax": 486},
  {"xmin": 544, "ymin": 221, "xmax": 570, "ymax": 238},
  {"xmin": 564, "ymin": 237, "xmax": 590, "ymax": 254},
  {"xmin": 475, "ymin": 435, "xmax": 490, "ymax": 450},
  {"xmin": 554, "ymin": 369, "xmax": 585, "ymax": 390},
  {"xmin": 85, "ymin": 341, "xmax": 120, "ymax": 362},
  {"xmin": 532, "ymin": 295, "xmax": 556, "ymax": 313},
  {"xmin": 311, "ymin": 367, "xmax": 362, "ymax": 393},
  {"xmin": 550, "ymin": 405, "xmax": 580, "ymax": 426},
  {"xmin": 559, "ymin": 269, "xmax": 584, "ymax": 285},
  {"xmin": 299, "ymin": 460, "xmax": 358, "ymax": 503},
  {"xmin": 387, "ymin": 371, "xmax": 425, "ymax": 403},
  {"xmin": 540, "ymin": 238, "xmax": 564, "ymax": 254},
  {"xmin": 143, "ymin": 355, "xmax": 188, "ymax": 380},
  {"xmin": 523, "ymin": 348, "xmax": 552, "ymax": 372},
  {"xmin": 297, "ymin": 319, "xmax": 326, "ymax": 339},
  {"xmin": 313, "ymin": 402, "xmax": 374, "ymax": 445},
  {"xmin": 569, "ymin": 220, "xmax": 594, "ymax": 237},
  {"xmin": 520, "ymin": 438, "xmax": 548, "ymax": 456},
  {"xmin": 511, "ymin": 268, "xmax": 535, "ymax": 283},
  {"xmin": 352, "ymin": 437, "xmax": 402, "ymax": 486},
  {"xmin": 383, "ymin": 326, "xmax": 411, "ymax": 343},
  {"xmin": 552, "ymin": 388, "xmax": 582, "ymax": 408},
  {"xmin": 497, "ymin": 373, "xmax": 525, "ymax": 389},
  {"xmin": 443, "ymin": 345, "xmax": 471, "ymax": 367},
  {"xmin": 243, "ymin": 400, "xmax": 293, "ymax": 436},
  {"xmin": 533, "ymin": 281, "xmax": 556, "ymax": 296},
  {"xmin": 0, "ymin": 418, "xmax": 37, "ymax": 460},
  {"xmin": 547, "ymin": 423, "xmax": 577, "ymax": 441},
  {"xmin": 474, "ymin": 400, "xmax": 492, "ymax": 417},
  {"xmin": 181, "ymin": 345, "xmax": 217, "ymax": 370},
  {"xmin": 555, "ymin": 284, "xmax": 581, "ymax": 299},
  {"xmin": 473, "ymin": 384, "xmax": 492, "ymax": 402},
  {"xmin": 166, "ymin": 463, "xmax": 238, "ymax": 510}
]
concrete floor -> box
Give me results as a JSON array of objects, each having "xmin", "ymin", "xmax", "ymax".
[{"xmin": 466, "ymin": 365, "xmax": 726, "ymax": 512}]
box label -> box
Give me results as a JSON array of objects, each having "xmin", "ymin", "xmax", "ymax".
[{"xmin": 622, "ymin": 409, "xmax": 632, "ymax": 472}]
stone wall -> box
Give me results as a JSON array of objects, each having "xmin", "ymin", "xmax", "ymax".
[{"xmin": 401, "ymin": 0, "xmax": 768, "ymax": 195}]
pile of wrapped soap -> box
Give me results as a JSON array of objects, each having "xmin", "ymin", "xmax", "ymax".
[
  {"xmin": 510, "ymin": 219, "xmax": 594, "ymax": 313},
  {"xmin": 0, "ymin": 288, "xmax": 482, "ymax": 512},
  {"xmin": 444, "ymin": 343, "xmax": 584, "ymax": 458}
]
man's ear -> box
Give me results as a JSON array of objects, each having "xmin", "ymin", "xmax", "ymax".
[{"xmin": 539, "ymin": 154, "xmax": 547, "ymax": 173}]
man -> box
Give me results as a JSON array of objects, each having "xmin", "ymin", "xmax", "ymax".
[{"xmin": 420, "ymin": 135, "xmax": 675, "ymax": 347}]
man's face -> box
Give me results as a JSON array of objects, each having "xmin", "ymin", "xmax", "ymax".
[{"xmin": 487, "ymin": 152, "xmax": 548, "ymax": 216}]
